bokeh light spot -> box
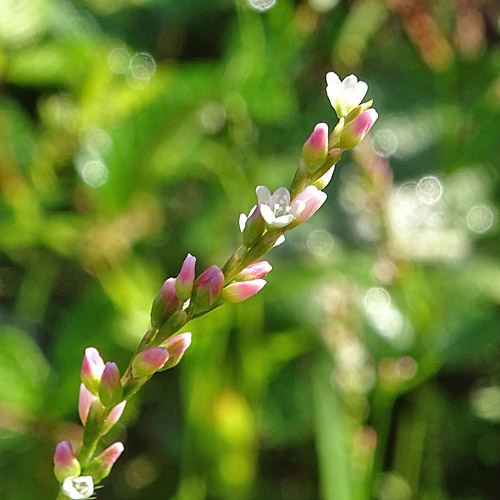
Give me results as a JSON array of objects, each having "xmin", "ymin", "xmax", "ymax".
[
  {"xmin": 416, "ymin": 176, "xmax": 443, "ymax": 205},
  {"xmin": 364, "ymin": 287, "xmax": 390, "ymax": 314},
  {"xmin": 247, "ymin": 0, "xmax": 276, "ymax": 12},
  {"xmin": 130, "ymin": 52, "xmax": 156, "ymax": 80},
  {"xmin": 466, "ymin": 205, "xmax": 494, "ymax": 233}
]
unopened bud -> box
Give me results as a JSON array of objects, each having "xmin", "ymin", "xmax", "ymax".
[
  {"xmin": 151, "ymin": 278, "xmax": 181, "ymax": 329},
  {"xmin": 102, "ymin": 401, "xmax": 127, "ymax": 435},
  {"xmin": 191, "ymin": 265, "xmax": 224, "ymax": 313},
  {"xmin": 84, "ymin": 442, "xmax": 124, "ymax": 482},
  {"xmin": 54, "ymin": 440, "xmax": 81, "ymax": 482},
  {"xmin": 78, "ymin": 383, "xmax": 97, "ymax": 426},
  {"xmin": 160, "ymin": 332, "xmax": 192, "ymax": 370},
  {"xmin": 132, "ymin": 347, "xmax": 169, "ymax": 378},
  {"xmin": 237, "ymin": 261, "xmax": 272, "ymax": 281},
  {"xmin": 302, "ymin": 123, "xmax": 328, "ymax": 172},
  {"xmin": 81, "ymin": 348, "xmax": 105, "ymax": 396},
  {"xmin": 222, "ymin": 279, "xmax": 266, "ymax": 303},
  {"xmin": 289, "ymin": 186, "xmax": 327, "ymax": 228},
  {"xmin": 339, "ymin": 109, "xmax": 378, "ymax": 150},
  {"xmin": 313, "ymin": 165, "xmax": 335, "ymax": 190},
  {"xmin": 98, "ymin": 362, "xmax": 123, "ymax": 408},
  {"xmin": 175, "ymin": 254, "xmax": 196, "ymax": 302}
]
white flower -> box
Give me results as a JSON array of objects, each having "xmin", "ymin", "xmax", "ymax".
[
  {"xmin": 326, "ymin": 72, "xmax": 368, "ymax": 118},
  {"xmin": 256, "ymin": 186, "xmax": 305, "ymax": 228},
  {"xmin": 62, "ymin": 476, "xmax": 94, "ymax": 500}
]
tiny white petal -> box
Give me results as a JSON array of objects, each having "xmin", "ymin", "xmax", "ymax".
[
  {"xmin": 62, "ymin": 476, "xmax": 94, "ymax": 500},
  {"xmin": 353, "ymin": 80, "xmax": 368, "ymax": 104},
  {"xmin": 239, "ymin": 214, "xmax": 247, "ymax": 232},
  {"xmin": 272, "ymin": 214, "xmax": 295, "ymax": 228},
  {"xmin": 260, "ymin": 204, "xmax": 276, "ymax": 225},
  {"xmin": 256, "ymin": 186, "xmax": 272, "ymax": 205},
  {"xmin": 326, "ymin": 72, "xmax": 341, "ymax": 87},
  {"xmin": 270, "ymin": 187, "xmax": 291, "ymax": 207},
  {"xmin": 273, "ymin": 235, "xmax": 286, "ymax": 247}
]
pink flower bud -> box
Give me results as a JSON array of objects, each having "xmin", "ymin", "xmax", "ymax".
[
  {"xmin": 313, "ymin": 165, "xmax": 336, "ymax": 190},
  {"xmin": 84, "ymin": 442, "xmax": 124, "ymax": 482},
  {"xmin": 175, "ymin": 254, "xmax": 196, "ymax": 302},
  {"xmin": 98, "ymin": 362, "xmax": 123, "ymax": 408},
  {"xmin": 132, "ymin": 347, "xmax": 169, "ymax": 378},
  {"xmin": 54, "ymin": 440, "xmax": 81, "ymax": 482},
  {"xmin": 81, "ymin": 347, "xmax": 105, "ymax": 396},
  {"xmin": 192, "ymin": 265, "xmax": 224, "ymax": 313},
  {"xmin": 290, "ymin": 186, "xmax": 327, "ymax": 226},
  {"xmin": 339, "ymin": 108, "xmax": 378, "ymax": 150},
  {"xmin": 78, "ymin": 383, "xmax": 97, "ymax": 426},
  {"xmin": 102, "ymin": 401, "xmax": 127, "ymax": 435},
  {"xmin": 222, "ymin": 279, "xmax": 266, "ymax": 303},
  {"xmin": 302, "ymin": 123, "xmax": 328, "ymax": 171},
  {"xmin": 237, "ymin": 261, "xmax": 272, "ymax": 281},
  {"xmin": 151, "ymin": 278, "xmax": 181, "ymax": 329},
  {"xmin": 161, "ymin": 332, "xmax": 192, "ymax": 370}
]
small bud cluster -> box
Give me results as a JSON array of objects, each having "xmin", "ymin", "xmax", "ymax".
[{"xmin": 54, "ymin": 71, "xmax": 377, "ymax": 499}]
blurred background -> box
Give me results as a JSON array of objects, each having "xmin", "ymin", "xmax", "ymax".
[{"xmin": 1, "ymin": 0, "xmax": 500, "ymax": 499}]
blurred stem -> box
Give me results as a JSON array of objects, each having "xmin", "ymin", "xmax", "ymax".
[{"xmin": 368, "ymin": 388, "xmax": 396, "ymax": 497}]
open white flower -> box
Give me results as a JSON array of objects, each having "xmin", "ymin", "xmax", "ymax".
[
  {"xmin": 326, "ymin": 72, "xmax": 368, "ymax": 118},
  {"xmin": 256, "ymin": 186, "xmax": 305, "ymax": 228},
  {"xmin": 62, "ymin": 476, "xmax": 94, "ymax": 500}
]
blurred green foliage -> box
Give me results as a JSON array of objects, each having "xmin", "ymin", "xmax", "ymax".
[{"xmin": 1, "ymin": 0, "xmax": 500, "ymax": 499}]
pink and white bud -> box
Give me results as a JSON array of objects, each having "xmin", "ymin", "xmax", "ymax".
[
  {"xmin": 161, "ymin": 332, "xmax": 192, "ymax": 370},
  {"xmin": 192, "ymin": 265, "xmax": 224, "ymax": 312},
  {"xmin": 175, "ymin": 254, "xmax": 196, "ymax": 302},
  {"xmin": 78, "ymin": 383, "xmax": 97, "ymax": 426},
  {"xmin": 102, "ymin": 400, "xmax": 127, "ymax": 435},
  {"xmin": 339, "ymin": 108, "xmax": 378, "ymax": 150},
  {"xmin": 84, "ymin": 442, "xmax": 124, "ymax": 482},
  {"xmin": 81, "ymin": 347, "xmax": 105, "ymax": 396},
  {"xmin": 54, "ymin": 440, "xmax": 81, "ymax": 482},
  {"xmin": 289, "ymin": 186, "xmax": 327, "ymax": 226},
  {"xmin": 151, "ymin": 277, "xmax": 181, "ymax": 329},
  {"xmin": 98, "ymin": 362, "xmax": 123, "ymax": 408},
  {"xmin": 132, "ymin": 347, "xmax": 169, "ymax": 378},
  {"xmin": 313, "ymin": 165, "xmax": 336, "ymax": 190},
  {"xmin": 237, "ymin": 261, "xmax": 272, "ymax": 281},
  {"xmin": 303, "ymin": 123, "xmax": 328, "ymax": 172},
  {"xmin": 222, "ymin": 279, "xmax": 266, "ymax": 303}
]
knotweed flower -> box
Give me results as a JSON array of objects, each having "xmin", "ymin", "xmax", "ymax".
[
  {"xmin": 81, "ymin": 347, "xmax": 105, "ymax": 396},
  {"xmin": 314, "ymin": 165, "xmax": 335, "ymax": 190},
  {"xmin": 84, "ymin": 442, "xmax": 124, "ymax": 482},
  {"xmin": 175, "ymin": 254, "xmax": 196, "ymax": 302},
  {"xmin": 101, "ymin": 400, "xmax": 127, "ymax": 435},
  {"xmin": 326, "ymin": 72, "xmax": 368, "ymax": 118},
  {"xmin": 289, "ymin": 186, "xmax": 327, "ymax": 227},
  {"xmin": 98, "ymin": 362, "xmax": 123, "ymax": 408},
  {"xmin": 339, "ymin": 109, "xmax": 378, "ymax": 150},
  {"xmin": 192, "ymin": 265, "xmax": 224, "ymax": 312},
  {"xmin": 303, "ymin": 123, "xmax": 329, "ymax": 171},
  {"xmin": 222, "ymin": 279, "xmax": 266, "ymax": 303},
  {"xmin": 78, "ymin": 383, "xmax": 96, "ymax": 426},
  {"xmin": 237, "ymin": 261, "xmax": 272, "ymax": 281},
  {"xmin": 132, "ymin": 347, "xmax": 169, "ymax": 378},
  {"xmin": 151, "ymin": 278, "xmax": 181, "ymax": 329},
  {"xmin": 256, "ymin": 186, "xmax": 305, "ymax": 228},
  {"xmin": 54, "ymin": 440, "xmax": 81, "ymax": 482},
  {"xmin": 61, "ymin": 476, "xmax": 94, "ymax": 500},
  {"xmin": 161, "ymin": 332, "xmax": 192, "ymax": 370}
]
